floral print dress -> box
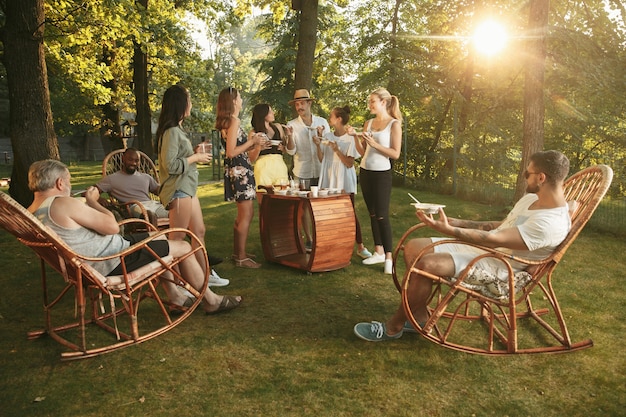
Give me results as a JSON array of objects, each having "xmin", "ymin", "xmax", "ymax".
[{"xmin": 222, "ymin": 127, "xmax": 257, "ymax": 202}]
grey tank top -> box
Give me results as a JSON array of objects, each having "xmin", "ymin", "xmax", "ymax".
[{"xmin": 34, "ymin": 196, "xmax": 129, "ymax": 276}]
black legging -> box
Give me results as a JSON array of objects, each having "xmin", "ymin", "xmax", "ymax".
[
  {"xmin": 359, "ymin": 168, "xmax": 393, "ymax": 253},
  {"xmin": 349, "ymin": 193, "xmax": 363, "ymax": 245}
]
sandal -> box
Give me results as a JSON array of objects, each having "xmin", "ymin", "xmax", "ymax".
[
  {"xmin": 234, "ymin": 257, "xmax": 261, "ymax": 269},
  {"xmin": 169, "ymin": 296, "xmax": 195, "ymax": 316},
  {"xmin": 205, "ymin": 295, "xmax": 242, "ymax": 315}
]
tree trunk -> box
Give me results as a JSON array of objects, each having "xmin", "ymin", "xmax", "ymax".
[
  {"xmin": 101, "ymin": 47, "xmax": 123, "ymax": 153},
  {"xmin": 2, "ymin": 0, "xmax": 59, "ymax": 207},
  {"xmin": 387, "ymin": 0, "xmax": 402, "ymax": 93},
  {"xmin": 516, "ymin": 0, "xmax": 549, "ymax": 200},
  {"xmin": 133, "ymin": 0, "xmax": 154, "ymax": 158},
  {"xmin": 133, "ymin": 44, "xmax": 153, "ymax": 158},
  {"xmin": 293, "ymin": 0, "xmax": 318, "ymax": 90}
]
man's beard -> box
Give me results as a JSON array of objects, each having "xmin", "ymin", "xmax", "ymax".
[
  {"xmin": 124, "ymin": 167, "xmax": 136, "ymax": 174},
  {"xmin": 526, "ymin": 184, "xmax": 539, "ymax": 194}
]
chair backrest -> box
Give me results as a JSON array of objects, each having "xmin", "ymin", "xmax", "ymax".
[
  {"xmin": 102, "ymin": 149, "xmax": 160, "ymax": 202},
  {"xmin": 551, "ymin": 165, "xmax": 613, "ymax": 264},
  {"xmin": 102, "ymin": 149, "xmax": 159, "ymax": 179},
  {"xmin": 0, "ymin": 192, "xmax": 86, "ymax": 285}
]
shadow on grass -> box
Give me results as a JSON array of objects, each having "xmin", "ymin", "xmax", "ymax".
[{"xmin": 0, "ymin": 164, "xmax": 624, "ymax": 416}]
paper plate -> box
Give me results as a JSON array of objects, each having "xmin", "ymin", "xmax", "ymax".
[{"xmin": 411, "ymin": 203, "xmax": 446, "ymax": 214}]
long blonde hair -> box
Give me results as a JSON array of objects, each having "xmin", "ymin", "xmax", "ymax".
[{"xmin": 371, "ymin": 87, "xmax": 402, "ymax": 121}]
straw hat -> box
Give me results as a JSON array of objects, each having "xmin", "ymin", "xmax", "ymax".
[{"xmin": 288, "ymin": 89, "xmax": 316, "ymax": 105}]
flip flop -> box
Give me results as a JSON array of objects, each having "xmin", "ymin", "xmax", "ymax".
[{"xmin": 205, "ymin": 295, "xmax": 242, "ymax": 315}]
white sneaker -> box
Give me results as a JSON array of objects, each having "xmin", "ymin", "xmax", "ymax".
[
  {"xmin": 209, "ymin": 269, "xmax": 230, "ymax": 287},
  {"xmin": 362, "ymin": 252, "xmax": 386, "ymax": 265},
  {"xmin": 384, "ymin": 259, "xmax": 393, "ymax": 274}
]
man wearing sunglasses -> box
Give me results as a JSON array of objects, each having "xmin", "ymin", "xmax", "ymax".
[{"xmin": 354, "ymin": 150, "xmax": 572, "ymax": 342}]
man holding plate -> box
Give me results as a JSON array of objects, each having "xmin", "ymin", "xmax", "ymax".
[{"xmin": 354, "ymin": 150, "xmax": 572, "ymax": 342}]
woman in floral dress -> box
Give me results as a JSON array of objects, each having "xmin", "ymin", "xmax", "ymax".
[{"xmin": 215, "ymin": 87, "xmax": 266, "ymax": 268}]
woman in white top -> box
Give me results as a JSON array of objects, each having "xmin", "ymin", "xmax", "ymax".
[
  {"xmin": 315, "ymin": 106, "xmax": 371, "ymax": 259},
  {"xmin": 348, "ymin": 87, "xmax": 402, "ymax": 274}
]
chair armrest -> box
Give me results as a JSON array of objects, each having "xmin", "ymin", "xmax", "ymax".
[{"xmin": 117, "ymin": 218, "xmax": 158, "ymax": 232}]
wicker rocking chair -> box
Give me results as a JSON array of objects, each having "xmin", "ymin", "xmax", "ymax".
[
  {"xmin": 391, "ymin": 165, "xmax": 613, "ymax": 354},
  {"xmin": 0, "ymin": 191, "xmax": 208, "ymax": 360}
]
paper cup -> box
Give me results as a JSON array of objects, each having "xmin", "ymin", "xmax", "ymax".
[{"xmin": 310, "ymin": 186, "xmax": 319, "ymax": 197}]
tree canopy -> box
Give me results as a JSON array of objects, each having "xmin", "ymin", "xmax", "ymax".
[{"xmin": 1, "ymin": 0, "xmax": 624, "ymax": 201}]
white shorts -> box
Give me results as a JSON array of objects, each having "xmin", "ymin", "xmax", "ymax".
[{"xmin": 431, "ymin": 238, "xmax": 517, "ymax": 279}]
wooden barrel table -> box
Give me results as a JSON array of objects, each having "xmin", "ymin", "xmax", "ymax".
[{"xmin": 259, "ymin": 192, "xmax": 356, "ymax": 273}]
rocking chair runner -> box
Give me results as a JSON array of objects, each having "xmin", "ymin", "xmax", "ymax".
[
  {"xmin": 0, "ymin": 191, "xmax": 209, "ymax": 360},
  {"xmin": 391, "ymin": 165, "xmax": 613, "ymax": 354},
  {"xmin": 101, "ymin": 149, "xmax": 169, "ymax": 229}
]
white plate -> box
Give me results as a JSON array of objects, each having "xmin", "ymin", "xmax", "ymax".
[{"xmin": 411, "ymin": 203, "xmax": 445, "ymax": 214}]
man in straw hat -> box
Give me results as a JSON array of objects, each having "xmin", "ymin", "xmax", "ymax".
[
  {"xmin": 286, "ymin": 89, "xmax": 330, "ymax": 250},
  {"xmin": 286, "ymin": 89, "xmax": 330, "ymax": 187}
]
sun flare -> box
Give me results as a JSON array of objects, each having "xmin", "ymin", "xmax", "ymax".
[{"xmin": 472, "ymin": 20, "xmax": 508, "ymax": 56}]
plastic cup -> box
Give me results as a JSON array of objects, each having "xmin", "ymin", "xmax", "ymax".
[
  {"xmin": 310, "ymin": 186, "xmax": 319, "ymax": 197},
  {"xmin": 196, "ymin": 142, "xmax": 212, "ymax": 164},
  {"xmin": 299, "ymin": 178, "xmax": 311, "ymax": 191},
  {"xmin": 197, "ymin": 142, "xmax": 212, "ymax": 154}
]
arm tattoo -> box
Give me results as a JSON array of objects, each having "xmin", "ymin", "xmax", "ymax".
[
  {"xmin": 453, "ymin": 227, "xmax": 492, "ymax": 244},
  {"xmin": 454, "ymin": 220, "xmax": 495, "ymax": 231}
]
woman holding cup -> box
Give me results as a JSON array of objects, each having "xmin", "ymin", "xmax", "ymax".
[
  {"xmin": 215, "ymin": 87, "xmax": 266, "ymax": 268},
  {"xmin": 248, "ymin": 103, "xmax": 294, "ymax": 191},
  {"xmin": 347, "ymin": 87, "xmax": 402, "ymax": 274},
  {"xmin": 157, "ymin": 84, "xmax": 211, "ymax": 270}
]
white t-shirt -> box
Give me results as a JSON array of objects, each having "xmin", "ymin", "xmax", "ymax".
[
  {"xmin": 434, "ymin": 193, "xmax": 571, "ymax": 277},
  {"xmin": 318, "ymin": 132, "xmax": 360, "ymax": 193},
  {"xmin": 496, "ymin": 193, "xmax": 571, "ymax": 263}
]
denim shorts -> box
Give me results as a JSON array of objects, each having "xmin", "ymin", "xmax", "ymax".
[{"xmin": 171, "ymin": 190, "xmax": 191, "ymax": 200}]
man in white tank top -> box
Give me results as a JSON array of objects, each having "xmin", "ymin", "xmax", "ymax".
[{"xmin": 27, "ymin": 159, "xmax": 241, "ymax": 315}]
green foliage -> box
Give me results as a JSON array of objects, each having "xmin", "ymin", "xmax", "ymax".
[
  {"xmin": 0, "ymin": 162, "xmax": 625, "ymax": 416},
  {"xmin": 1, "ymin": 0, "xmax": 624, "ymax": 195}
]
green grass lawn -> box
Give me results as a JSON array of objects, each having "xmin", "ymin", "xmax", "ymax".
[{"xmin": 0, "ymin": 162, "xmax": 624, "ymax": 416}]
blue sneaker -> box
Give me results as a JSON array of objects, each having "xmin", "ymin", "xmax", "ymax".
[
  {"xmin": 354, "ymin": 321, "xmax": 403, "ymax": 342},
  {"xmin": 357, "ymin": 247, "xmax": 372, "ymax": 259}
]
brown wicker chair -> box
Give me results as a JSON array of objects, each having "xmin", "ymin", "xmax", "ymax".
[
  {"xmin": 101, "ymin": 149, "xmax": 169, "ymax": 229},
  {"xmin": 0, "ymin": 191, "xmax": 208, "ymax": 360},
  {"xmin": 391, "ymin": 165, "xmax": 613, "ymax": 354}
]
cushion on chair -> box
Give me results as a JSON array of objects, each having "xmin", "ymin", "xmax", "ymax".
[
  {"xmin": 98, "ymin": 255, "xmax": 175, "ymax": 290},
  {"xmin": 450, "ymin": 266, "xmax": 533, "ymax": 301}
]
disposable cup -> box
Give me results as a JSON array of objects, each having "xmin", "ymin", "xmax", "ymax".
[{"xmin": 196, "ymin": 142, "xmax": 212, "ymax": 164}]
